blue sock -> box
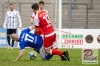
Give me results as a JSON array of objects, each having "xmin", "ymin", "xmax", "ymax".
[{"xmin": 45, "ymin": 54, "xmax": 53, "ymax": 60}]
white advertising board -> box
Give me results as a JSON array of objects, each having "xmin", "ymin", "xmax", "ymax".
[
  {"xmin": 55, "ymin": 29, "xmax": 100, "ymax": 49},
  {"xmin": 18, "ymin": 28, "xmax": 100, "ymax": 49}
]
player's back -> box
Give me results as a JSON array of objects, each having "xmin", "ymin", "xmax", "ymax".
[
  {"xmin": 19, "ymin": 28, "xmax": 43, "ymax": 50},
  {"xmin": 36, "ymin": 11, "xmax": 55, "ymax": 35}
]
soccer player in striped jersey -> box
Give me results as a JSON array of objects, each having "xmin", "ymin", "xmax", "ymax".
[{"xmin": 3, "ymin": 4, "xmax": 22, "ymax": 49}]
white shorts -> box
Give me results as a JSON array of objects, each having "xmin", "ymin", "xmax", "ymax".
[{"xmin": 39, "ymin": 45, "xmax": 46, "ymax": 59}]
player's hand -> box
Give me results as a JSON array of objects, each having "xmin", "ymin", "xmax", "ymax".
[{"xmin": 13, "ymin": 60, "xmax": 17, "ymax": 61}]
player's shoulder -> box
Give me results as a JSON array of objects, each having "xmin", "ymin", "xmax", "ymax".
[
  {"xmin": 32, "ymin": 12, "xmax": 35, "ymax": 16},
  {"xmin": 32, "ymin": 12, "xmax": 35, "ymax": 15},
  {"xmin": 13, "ymin": 10, "xmax": 19, "ymax": 13},
  {"xmin": 31, "ymin": 12, "xmax": 35, "ymax": 17}
]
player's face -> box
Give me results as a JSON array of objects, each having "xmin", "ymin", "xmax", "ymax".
[
  {"xmin": 9, "ymin": 5, "xmax": 14, "ymax": 11},
  {"xmin": 39, "ymin": 4, "xmax": 44, "ymax": 10}
]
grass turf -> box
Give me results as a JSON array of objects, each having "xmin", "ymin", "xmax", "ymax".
[{"xmin": 0, "ymin": 48, "xmax": 99, "ymax": 66}]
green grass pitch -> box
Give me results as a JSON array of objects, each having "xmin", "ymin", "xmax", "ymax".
[{"xmin": 0, "ymin": 48, "xmax": 99, "ymax": 66}]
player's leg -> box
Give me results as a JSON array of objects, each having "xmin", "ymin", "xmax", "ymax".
[
  {"xmin": 7, "ymin": 29, "xmax": 11, "ymax": 49},
  {"xmin": 52, "ymin": 44, "xmax": 70, "ymax": 61},
  {"xmin": 44, "ymin": 34, "xmax": 67, "ymax": 61},
  {"xmin": 39, "ymin": 45, "xmax": 54, "ymax": 61},
  {"xmin": 48, "ymin": 48, "xmax": 67, "ymax": 61},
  {"xmin": 45, "ymin": 54, "xmax": 53, "ymax": 61},
  {"xmin": 45, "ymin": 45, "xmax": 59, "ymax": 61},
  {"xmin": 63, "ymin": 50, "xmax": 70, "ymax": 61},
  {"xmin": 11, "ymin": 29, "xmax": 16, "ymax": 49},
  {"xmin": 39, "ymin": 45, "xmax": 46, "ymax": 60},
  {"xmin": 33, "ymin": 47, "xmax": 53, "ymax": 61}
]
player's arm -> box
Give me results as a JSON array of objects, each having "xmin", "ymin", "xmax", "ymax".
[
  {"xmin": 30, "ymin": 12, "xmax": 35, "ymax": 24},
  {"xmin": 20, "ymin": 26, "xmax": 35, "ymax": 30},
  {"xmin": 19, "ymin": 26, "xmax": 35, "ymax": 32},
  {"xmin": 17, "ymin": 11, "xmax": 22, "ymax": 28},
  {"xmin": 19, "ymin": 28, "xmax": 25, "ymax": 31},
  {"xmin": 13, "ymin": 43, "xmax": 25, "ymax": 61},
  {"xmin": 30, "ymin": 17, "xmax": 34, "ymax": 24},
  {"xmin": 3, "ymin": 12, "xmax": 8, "ymax": 28},
  {"xmin": 33, "ymin": 14, "xmax": 40, "ymax": 34},
  {"xmin": 13, "ymin": 50, "xmax": 24, "ymax": 61},
  {"xmin": 34, "ymin": 27, "xmax": 39, "ymax": 34},
  {"xmin": 29, "ymin": 26, "xmax": 35, "ymax": 30}
]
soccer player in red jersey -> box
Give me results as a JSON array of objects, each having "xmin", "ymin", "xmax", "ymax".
[
  {"xmin": 31, "ymin": 3, "xmax": 70, "ymax": 61},
  {"xmin": 30, "ymin": 1, "xmax": 48, "ymax": 24}
]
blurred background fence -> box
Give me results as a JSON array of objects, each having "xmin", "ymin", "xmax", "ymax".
[{"xmin": 0, "ymin": 0, "xmax": 100, "ymax": 29}]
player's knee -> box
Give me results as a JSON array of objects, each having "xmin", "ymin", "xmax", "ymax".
[{"xmin": 45, "ymin": 49, "xmax": 50, "ymax": 54}]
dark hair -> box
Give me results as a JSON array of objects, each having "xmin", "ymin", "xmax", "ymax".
[
  {"xmin": 39, "ymin": 1, "xmax": 45, "ymax": 4},
  {"xmin": 9, "ymin": 3, "xmax": 14, "ymax": 6},
  {"xmin": 31, "ymin": 3, "xmax": 39, "ymax": 10}
]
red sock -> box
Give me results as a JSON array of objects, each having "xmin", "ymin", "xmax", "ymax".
[{"xmin": 51, "ymin": 49, "xmax": 63, "ymax": 57}]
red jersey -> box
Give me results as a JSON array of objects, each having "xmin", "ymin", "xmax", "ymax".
[{"xmin": 34, "ymin": 10, "xmax": 55, "ymax": 35}]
